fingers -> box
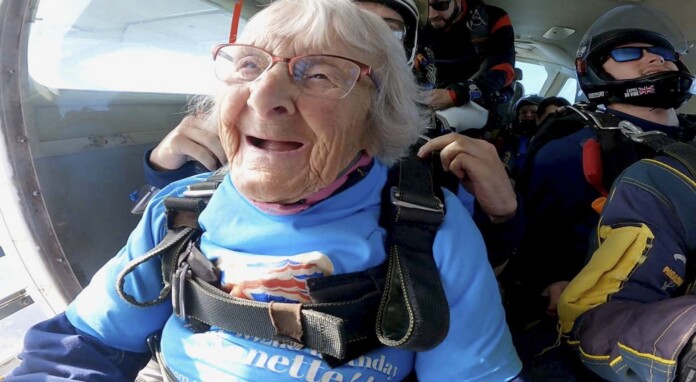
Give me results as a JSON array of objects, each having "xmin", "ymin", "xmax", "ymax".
[
  {"xmin": 418, "ymin": 133, "xmax": 517, "ymax": 222},
  {"xmin": 150, "ymin": 116, "xmax": 225, "ymax": 171},
  {"xmin": 545, "ymin": 281, "xmax": 570, "ymax": 317},
  {"xmin": 418, "ymin": 133, "xmax": 497, "ymax": 174},
  {"xmin": 182, "ymin": 141, "xmax": 223, "ymax": 171},
  {"xmin": 417, "ymin": 132, "xmax": 461, "ymax": 159},
  {"xmin": 440, "ymin": 137, "xmax": 498, "ymax": 172},
  {"xmin": 179, "ymin": 119, "xmax": 227, "ymax": 167}
]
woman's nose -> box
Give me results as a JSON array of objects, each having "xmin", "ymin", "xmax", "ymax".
[{"xmin": 246, "ymin": 64, "xmax": 298, "ymax": 118}]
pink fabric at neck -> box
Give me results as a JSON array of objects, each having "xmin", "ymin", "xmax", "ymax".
[{"xmin": 251, "ymin": 153, "xmax": 372, "ymax": 215}]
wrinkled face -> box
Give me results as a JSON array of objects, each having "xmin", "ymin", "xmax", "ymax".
[
  {"xmin": 602, "ymin": 42, "xmax": 678, "ymax": 80},
  {"xmin": 518, "ymin": 104, "xmax": 538, "ymax": 122},
  {"xmin": 218, "ymin": 39, "xmax": 378, "ymax": 204},
  {"xmin": 428, "ymin": 0, "xmax": 456, "ymax": 29}
]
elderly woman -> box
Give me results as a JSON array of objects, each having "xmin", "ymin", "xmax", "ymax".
[{"xmin": 5, "ymin": 0, "xmax": 521, "ymax": 381}]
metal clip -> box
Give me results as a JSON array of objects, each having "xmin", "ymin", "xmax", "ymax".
[
  {"xmin": 183, "ymin": 188, "xmax": 216, "ymax": 198},
  {"xmin": 390, "ymin": 186, "xmax": 443, "ymax": 213},
  {"xmin": 617, "ymin": 121, "xmax": 667, "ymax": 143},
  {"xmin": 618, "ymin": 120, "xmax": 644, "ymax": 135}
]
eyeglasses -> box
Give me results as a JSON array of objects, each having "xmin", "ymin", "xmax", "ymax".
[
  {"xmin": 212, "ymin": 44, "xmax": 379, "ymax": 99},
  {"xmin": 429, "ymin": 0, "xmax": 452, "ymax": 12},
  {"xmin": 608, "ymin": 46, "xmax": 679, "ymax": 63},
  {"xmin": 383, "ymin": 17, "xmax": 407, "ymax": 42}
]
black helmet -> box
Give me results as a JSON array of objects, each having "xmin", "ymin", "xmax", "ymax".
[
  {"xmin": 509, "ymin": 95, "xmax": 544, "ymax": 136},
  {"xmin": 576, "ymin": 5, "xmax": 696, "ymax": 109},
  {"xmin": 357, "ymin": 0, "xmax": 426, "ymax": 65},
  {"xmin": 513, "ymin": 95, "xmax": 544, "ymax": 117}
]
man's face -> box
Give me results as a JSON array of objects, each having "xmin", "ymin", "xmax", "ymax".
[
  {"xmin": 428, "ymin": 0, "xmax": 455, "ymax": 29},
  {"xmin": 602, "ymin": 42, "xmax": 679, "ymax": 80}
]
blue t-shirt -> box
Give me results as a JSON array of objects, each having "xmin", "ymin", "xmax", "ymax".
[{"xmin": 68, "ymin": 160, "xmax": 521, "ymax": 381}]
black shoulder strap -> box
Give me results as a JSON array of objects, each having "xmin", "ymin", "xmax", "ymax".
[
  {"xmin": 376, "ymin": 143, "xmax": 451, "ymax": 351},
  {"xmin": 116, "ymin": 166, "xmax": 228, "ymax": 307}
]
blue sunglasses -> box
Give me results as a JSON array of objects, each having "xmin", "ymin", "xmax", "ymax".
[{"xmin": 608, "ymin": 46, "xmax": 679, "ymax": 63}]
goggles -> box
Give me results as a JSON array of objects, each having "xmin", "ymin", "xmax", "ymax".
[
  {"xmin": 429, "ymin": 0, "xmax": 452, "ymax": 12},
  {"xmin": 383, "ymin": 17, "xmax": 407, "ymax": 42},
  {"xmin": 608, "ymin": 46, "xmax": 679, "ymax": 63}
]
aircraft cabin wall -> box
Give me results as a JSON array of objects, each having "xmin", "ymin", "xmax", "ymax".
[{"xmin": 24, "ymin": 88, "xmax": 187, "ymax": 285}]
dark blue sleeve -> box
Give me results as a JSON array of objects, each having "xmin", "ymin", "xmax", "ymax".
[
  {"xmin": 473, "ymin": 194, "xmax": 526, "ymax": 268},
  {"xmin": 6, "ymin": 313, "xmax": 151, "ymax": 382},
  {"xmin": 143, "ymin": 147, "xmax": 201, "ymax": 189}
]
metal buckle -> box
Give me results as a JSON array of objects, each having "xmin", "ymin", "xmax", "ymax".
[
  {"xmin": 593, "ymin": 120, "xmax": 667, "ymax": 143},
  {"xmin": 390, "ymin": 186, "xmax": 443, "ymax": 213},
  {"xmin": 183, "ymin": 188, "xmax": 216, "ymax": 197},
  {"xmin": 617, "ymin": 121, "xmax": 667, "ymax": 143}
]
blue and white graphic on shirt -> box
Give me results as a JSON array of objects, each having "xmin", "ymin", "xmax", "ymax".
[
  {"xmin": 216, "ymin": 251, "xmax": 334, "ymax": 302},
  {"xmin": 66, "ymin": 160, "xmax": 521, "ymax": 381}
]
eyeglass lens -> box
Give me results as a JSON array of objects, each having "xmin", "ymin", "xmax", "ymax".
[
  {"xmin": 214, "ymin": 45, "xmax": 363, "ymax": 99},
  {"xmin": 429, "ymin": 0, "xmax": 451, "ymax": 12},
  {"xmin": 610, "ymin": 46, "xmax": 679, "ymax": 63}
]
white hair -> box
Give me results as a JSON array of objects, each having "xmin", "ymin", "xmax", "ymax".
[{"xmin": 193, "ymin": 0, "xmax": 426, "ymax": 165}]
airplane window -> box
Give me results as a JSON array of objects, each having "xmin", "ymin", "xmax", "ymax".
[
  {"xmin": 516, "ymin": 61, "xmax": 548, "ymax": 96},
  {"xmin": 557, "ymin": 77, "xmax": 578, "ymax": 103},
  {"xmin": 27, "ymin": 0, "xmax": 237, "ymax": 95}
]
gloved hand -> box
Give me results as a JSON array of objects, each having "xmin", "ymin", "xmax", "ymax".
[{"xmin": 447, "ymin": 80, "xmax": 482, "ymax": 106}]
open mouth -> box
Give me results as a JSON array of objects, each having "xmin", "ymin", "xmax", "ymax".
[{"xmin": 247, "ymin": 136, "xmax": 304, "ymax": 152}]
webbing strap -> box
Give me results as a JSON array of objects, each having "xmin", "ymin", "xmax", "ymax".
[
  {"xmin": 116, "ymin": 227, "xmax": 198, "ymax": 307},
  {"xmin": 661, "ymin": 141, "xmax": 696, "ymax": 179},
  {"xmin": 175, "ymin": 274, "xmax": 384, "ymax": 360},
  {"xmin": 376, "ymin": 149, "xmax": 449, "ymax": 350}
]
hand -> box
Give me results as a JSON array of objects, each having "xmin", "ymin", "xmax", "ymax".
[
  {"xmin": 149, "ymin": 115, "xmax": 226, "ymax": 171},
  {"xmin": 418, "ymin": 133, "xmax": 517, "ymax": 223},
  {"xmin": 428, "ymin": 89, "xmax": 456, "ymax": 110},
  {"xmin": 542, "ymin": 281, "xmax": 570, "ymax": 317}
]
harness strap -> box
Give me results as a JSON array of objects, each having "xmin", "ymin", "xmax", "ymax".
[
  {"xmin": 376, "ymin": 146, "xmax": 449, "ymax": 350},
  {"xmin": 660, "ymin": 141, "xmax": 696, "ymax": 178},
  {"xmin": 116, "ymin": 227, "xmax": 199, "ymax": 307},
  {"xmin": 173, "ymin": 273, "xmax": 384, "ymax": 361},
  {"xmin": 641, "ymin": 136, "xmax": 696, "ymax": 253},
  {"xmin": 602, "ymin": 132, "xmax": 696, "ymax": 294},
  {"xmin": 117, "ymin": 166, "xmax": 229, "ymax": 307},
  {"xmin": 122, "ymin": 155, "xmax": 450, "ymax": 369}
]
